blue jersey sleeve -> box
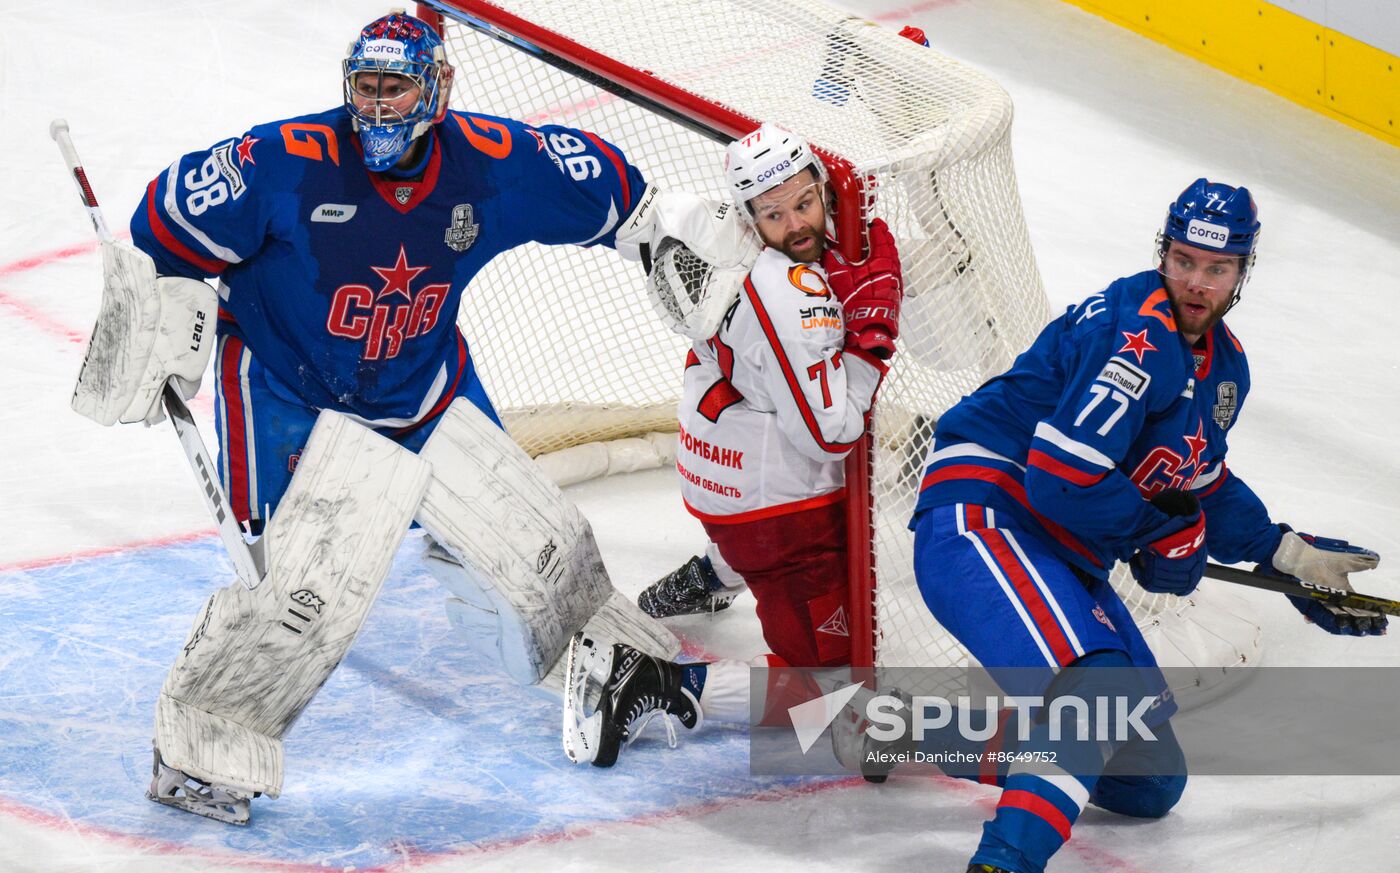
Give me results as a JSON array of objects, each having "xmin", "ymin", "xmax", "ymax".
[
  {"xmin": 130, "ymin": 131, "xmax": 273, "ymax": 280},
  {"xmin": 1022, "ymin": 286, "xmax": 1190, "ymax": 551},
  {"xmin": 525, "ymin": 122, "xmax": 647, "ymax": 247},
  {"xmin": 1192, "ymin": 462, "xmax": 1283, "ymax": 564},
  {"xmin": 449, "ymin": 113, "xmax": 647, "ymax": 250}
]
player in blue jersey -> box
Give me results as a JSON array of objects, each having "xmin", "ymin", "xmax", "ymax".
[
  {"xmin": 88, "ymin": 10, "xmax": 755, "ymax": 825},
  {"xmin": 128, "ymin": 13, "xmax": 654, "ymax": 530},
  {"xmin": 899, "ymin": 179, "xmax": 1385, "ymax": 873}
]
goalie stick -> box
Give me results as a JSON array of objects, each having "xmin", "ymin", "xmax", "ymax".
[
  {"xmin": 50, "ymin": 118, "xmax": 265, "ymax": 591},
  {"xmin": 1205, "ymin": 562, "xmax": 1400, "ymax": 617}
]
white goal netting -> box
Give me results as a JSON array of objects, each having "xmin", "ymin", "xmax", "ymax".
[{"xmin": 427, "ymin": 0, "xmax": 1259, "ymax": 706}]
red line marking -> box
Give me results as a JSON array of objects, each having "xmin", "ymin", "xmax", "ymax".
[
  {"xmin": 0, "ymin": 776, "xmax": 864, "ymax": 873},
  {"xmin": 0, "ymin": 238, "xmax": 104, "ymax": 278},
  {"xmin": 0, "ymin": 528, "xmax": 215, "ymax": 574},
  {"xmin": 870, "ymin": 0, "xmax": 963, "ymax": 21},
  {"xmin": 0, "ymin": 235, "xmax": 130, "ymax": 346},
  {"xmin": 0, "ymin": 290, "xmax": 88, "ymax": 345}
]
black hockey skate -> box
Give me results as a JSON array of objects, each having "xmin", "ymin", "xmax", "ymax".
[
  {"xmin": 563, "ymin": 632, "xmax": 701, "ymax": 767},
  {"xmin": 146, "ymin": 746, "xmax": 256, "ymax": 825},
  {"xmin": 637, "ymin": 554, "xmax": 737, "ymax": 618}
]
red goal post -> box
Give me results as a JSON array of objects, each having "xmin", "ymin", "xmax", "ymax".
[{"xmin": 417, "ymin": 0, "xmax": 1261, "ymax": 707}]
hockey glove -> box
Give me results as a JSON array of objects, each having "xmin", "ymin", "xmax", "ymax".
[
  {"xmin": 1262, "ymin": 525, "xmax": 1385, "ymax": 636},
  {"xmin": 822, "ymin": 218, "xmax": 903, "ymax": 360},
  {"xmin": 1129, "ymin": 489, "xmax": 1206, "ymax": 596}
]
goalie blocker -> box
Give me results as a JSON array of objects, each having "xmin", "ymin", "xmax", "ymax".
[{"xmin": 73, "ymin": 240, "xmax": 216, "ymax": 426}]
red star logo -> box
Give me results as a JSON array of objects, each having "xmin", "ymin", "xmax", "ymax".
[
  {"xmin": 1182, "ymin": 419, "xmax": 1209, "ymax": 473},
  {"xmin": 371, "ymin": 245, "xmax": 429, "ymax": 302},
  {"xmin": 526, "ymin": 128, "xmax": 548, "ymax": 152},
  {"xmin": 235, "ymin": 134, "xmax": 259, "ymax": 166},
  {"xmin": 1118, "ymin": 329, "xmax": 1158, "ymax": 365}
]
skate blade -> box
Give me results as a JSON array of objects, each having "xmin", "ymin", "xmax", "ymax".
[
  {"xmin": 146, "ymin": 788, "xmax": 251, "ymax": 825},
  {"xmin": 562, "ymin": 633, "xmax": 610, "ymax": 764}
]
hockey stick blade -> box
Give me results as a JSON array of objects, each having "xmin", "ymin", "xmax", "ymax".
[
  {"xmin": 1204, "ymin": 563, "xmax": 1400, "ymax": 617},
  {"xmin": 162, "ymin": 380, "xmax": 264, "ymax": 590}
]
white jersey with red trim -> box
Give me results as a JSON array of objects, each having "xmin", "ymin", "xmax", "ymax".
[{"xmin": 677, "ymin": 245, "xmax": 886, "ymax": 523}]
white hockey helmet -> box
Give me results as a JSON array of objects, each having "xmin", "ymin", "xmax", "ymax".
[{"xmin": 723, "ymin": 122, "xmax": 826, "ymax": 210}]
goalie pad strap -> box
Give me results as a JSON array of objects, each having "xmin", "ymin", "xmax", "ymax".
[{"xmin": 156, "ymin": 411, "xmax": 431, "ymax": 796}]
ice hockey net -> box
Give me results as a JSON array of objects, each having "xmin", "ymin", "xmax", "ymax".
[{"xmin": 420, "ymin": 0, "xmax": 1260, "ymax": 708}]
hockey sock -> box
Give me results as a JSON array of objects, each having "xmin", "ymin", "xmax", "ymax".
[
  {"xmin": 916, "ymin": 705, "xmax": 1023, "ymax": 785},
  {"xmin": 970, "ymin": 650, "xmax": 1152, "ymax": 873},
  {"xmin": 681, "ymin": 664, "xmax": 707, "ymax": 699}
]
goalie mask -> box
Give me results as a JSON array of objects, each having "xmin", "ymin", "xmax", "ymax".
[
  {"xmin": 1156, "ymin": 177, "xmax": 1260, "ymax": 309},
  {"xmin": 343, "ymin": 11, "xmax": 453, "ymax": 172}
]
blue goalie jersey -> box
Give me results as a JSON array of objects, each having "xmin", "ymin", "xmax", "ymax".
[
  {"xmin": 131, "ymin": 107, "xmax": 646, "ymax": 425},
  {"xmin": 913, "ymin": 270, "xmax": 1283, "ymax": 579}
]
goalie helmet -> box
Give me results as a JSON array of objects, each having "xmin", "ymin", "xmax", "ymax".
[
  {"xmin": 723, "ymin": 122, "xmax": 827, "ymax": 211},
  {"xmin": 1157, "ymin": 177, "xmax": 1260, "ymax": 305},
  {"xmin": 343, "ymin": 11, "xmax": 453, "ymax": 172}
]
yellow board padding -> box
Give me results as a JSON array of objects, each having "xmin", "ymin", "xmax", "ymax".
[
  {"xmin": 1057, "ymin": 0, "xmax": 1398, "ymax": 148},
  {"xmin": 1325, "ymin": 28, "xmax": 1399, "ymax": 142}
]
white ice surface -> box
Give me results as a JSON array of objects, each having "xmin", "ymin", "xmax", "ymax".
[{"xmin": 1, "ymin": 0, "xmax": 1398, "ymax": 870}]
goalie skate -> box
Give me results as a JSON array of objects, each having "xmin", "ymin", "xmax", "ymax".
[
  {"xmin": 146, "ymin": 746, "xmax": 256, "ymax": 825},
  {"xmin": 563, "ymin": 632, "xmax": 700, "ymax": 767}
]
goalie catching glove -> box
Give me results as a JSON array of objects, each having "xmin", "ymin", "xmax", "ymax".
[
  {"xmin": 72, "ymin": 240, "xmax": 216, "ymax": 426},
  {"xmin": 821, "ymin": 218, "xmax": 903, "ymax": 360},
  {"xmin": 1263, "ymin": 525, "xmax": 1385, "ymax": 636},
  {"xmin": 616, "ymin": 185, "xmax": 761, "ymax": 340}
]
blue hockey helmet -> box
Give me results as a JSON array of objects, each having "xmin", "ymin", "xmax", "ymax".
[
  {"xmin": 343, "ymin": 11, "xmax": 453, "ymax": 172},
  {"xmin": 1157, "ymin": 178, "xmax": 1260, "ymax": 305}
]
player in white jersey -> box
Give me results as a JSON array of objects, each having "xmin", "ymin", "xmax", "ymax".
[{"xmin": 563, "ymin": 123, "xmax": 904, "ymax": 767}]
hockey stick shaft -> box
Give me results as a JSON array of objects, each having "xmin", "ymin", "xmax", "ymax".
[
  {"xmin": 49, "ymin": 119, "xmax": 263, "ymax": 590},
  {"xmin": 1205, "ymin": 562, "xmax": 1400, "ymax": 616}
]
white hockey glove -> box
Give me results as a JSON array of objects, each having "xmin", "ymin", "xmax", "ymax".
[
  {"xmin": 1264, "ymin": 526, "xmax": 1385, "ymax": 636},
  {"xmin": 1270, "ymin": 528, "xmax": 1380, "ymax": 590},
  {"xmin": 72, "ymin": 240, "xmax": 217, "ymax": 426},
  {"xmin": 614, "ymin": 184, "xmax": 760, "ymax": 272}
]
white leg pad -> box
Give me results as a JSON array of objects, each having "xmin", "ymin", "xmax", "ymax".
[
  {"xmin": 155, "ymin": 410, "xmax": 431, "ymax": 797},
  {"xmin": 417, "ymin": 400, "xmax": 612, "ymax": 685},
  {"xmin": 532, "ymin": 589, "xmax": 683, "ymax": 701},
  {"xmin": 417, "ymin": 399, "xmax": 678, "ymax": 688}
]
